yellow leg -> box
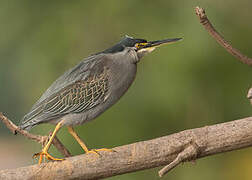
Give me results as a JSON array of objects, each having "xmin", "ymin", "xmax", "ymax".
[
  {"xmin": 33, "ymin": 121, "xmax": 65, "ymax": 164},
  {"xmin": 67, "ymin": 126, "xmax": 114, "ymax": 155}
]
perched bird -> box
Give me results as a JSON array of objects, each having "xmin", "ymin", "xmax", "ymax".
[{"xmin": 19, "ymin": 35, "xmax": 182, "ymax": 164}]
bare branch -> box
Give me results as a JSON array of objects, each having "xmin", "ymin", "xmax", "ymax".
[
  {"xmin": 247, "ymin": 88, "xmax": 252, "ymax": 105},
  {"xmin": 158, "ymin": 141, "xmax": 199, "ymax": 177},
  {"xmin": 0, "ymin": 112, "xmax": 71, "ymax": 157},
  {"xmin": 52, "ymin": 136, "xmax": 72, "ymax": 158},
  {"xmin": 1, "ymin": 116, "xmax": 252, "ymax": 180},
  {"xmin": 195, "ymin": 6, "xmax": 252, "ymax": 66}
]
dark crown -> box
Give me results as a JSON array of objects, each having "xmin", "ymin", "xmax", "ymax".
[{"xmin": 102, "ymin": 36, "xmax": 147, "ymax": 54}]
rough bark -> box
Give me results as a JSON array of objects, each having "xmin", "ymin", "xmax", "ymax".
[{"xmin": 1, "ymin": 117, "xmax": 252, "ymax": 180}]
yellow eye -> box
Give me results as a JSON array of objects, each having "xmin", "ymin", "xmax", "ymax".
[{"xmin": 135, "ymin": 43, "xmax": 148, "ymax": 49}]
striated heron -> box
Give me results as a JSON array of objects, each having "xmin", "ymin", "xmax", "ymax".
[{"xmin": 19, "ymin": 35, "xmax": 182, "ymax": 164}]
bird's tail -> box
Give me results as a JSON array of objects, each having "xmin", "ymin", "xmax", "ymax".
[
  {"xmin": 18, "ymin": 122, "xmax": 36, "ymax": 131},
  {"xmin": 18, "ymin": 104, "xmax": 45, "ymax": 131},
  {"xmin": 18, "ymin": 115, "xmax": 39, "ymax": 132}
]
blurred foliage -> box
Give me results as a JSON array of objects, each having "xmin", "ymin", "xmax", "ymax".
[{"xmin": 1, "ymin": 0, "xmax": 252, "ymax": 179}]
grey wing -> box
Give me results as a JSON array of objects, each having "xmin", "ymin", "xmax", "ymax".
[
  {"xmin": 20, "ymin": 53, "xmax": 110, "ymax": 130},
  {"xmin": 33, "ymin": 54, "xmax": 106, "ymax": 107}
]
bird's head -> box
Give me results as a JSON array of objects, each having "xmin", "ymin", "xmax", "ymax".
[{"xmin": 102, "ymin": 35, "xmax": 182, "ymax": 61}]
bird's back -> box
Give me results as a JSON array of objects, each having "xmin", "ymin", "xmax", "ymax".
[{"xmin": 20, "ymin": 54, "xmax": 108, "ymax": 130}]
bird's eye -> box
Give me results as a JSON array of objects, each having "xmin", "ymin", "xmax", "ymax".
[
  {"xmin": 135, "ymin": 43, "xmax": 147, "ymax": 50},
  {"xmin": 135, "ymin": 43, "xmax": 141, "ymax": 49}
]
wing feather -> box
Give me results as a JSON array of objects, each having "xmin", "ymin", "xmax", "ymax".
[{"xmin": 20, "ymin": 54, "xmax": 110, "ymax": 129}]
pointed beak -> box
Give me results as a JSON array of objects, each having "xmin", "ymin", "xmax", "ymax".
[
  {"xmin": 142, "ymin": 38, "xmax": 182, "ymax": 49},
  {"xmin": 147, "ymin": 38, "xmax": 183, "ymax": 47}
]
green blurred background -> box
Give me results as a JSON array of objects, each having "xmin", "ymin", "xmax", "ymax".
[{"xmin": 1, "ymin": 0, "xmax": 252, "ymax": 179}]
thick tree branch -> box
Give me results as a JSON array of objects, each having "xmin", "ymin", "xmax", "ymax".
[
  {"xmin": 158, "ymin": 140, "xmax": 199, "ymax": 177},
  {"xmin": 195, "ymin": 6, "xmax": 252, "ymax": 66},
  {"xmin": 0, "ymin": 112, "xmax": 71, "ymax": 157},
  {"xmin": 1, "ymin": 116, "xmax": 252, "ymax": 180}
]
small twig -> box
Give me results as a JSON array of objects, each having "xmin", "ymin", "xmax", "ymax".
[
  {"xmin": 0, "ymin": 112, "xmax": 71, "ymax": 157},
  {"xmin": 53, "ymin": 136, "xmax": 71, "ymax": 157},
  {"xmin": 195, "ymin": 6, "xmax": 252, "ymax": 66},
  {"xmin": 158, "ymin": 141, "xmax": 199, "ymax": 177},
  {"xmin": 247, "ymin": 88, "xmax": 252, "ymax": 105},
  {"xmin": 0, "ymin": 112, "xmax": 42, "ymax": 142}
]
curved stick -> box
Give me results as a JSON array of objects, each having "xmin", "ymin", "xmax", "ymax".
[
  {"xmin": 0, "ymin": 112, "xmax": 71, "ymax": 157},
  {"xmin": 195, "ymin": 6, "xmax": 252, "ymax": 66}
]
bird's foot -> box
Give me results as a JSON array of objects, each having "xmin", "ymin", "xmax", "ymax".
[
  {"xmin": 33, "ymin": 151, "xmax": 64, "ymax": 165},
  {"xmin": 86, "ymin": 148, "xmax": 115, "ymax": 156}
]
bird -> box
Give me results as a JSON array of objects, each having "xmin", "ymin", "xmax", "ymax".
[{"xmin": 19, "ymin": 35, "xmax": 182, "ymax": 164}]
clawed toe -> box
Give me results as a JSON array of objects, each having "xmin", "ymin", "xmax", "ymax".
[
  {"xmin": 86, "ymin": 148, "xmax": 115, "ymax": 156},
  {"xmin": 93, "ymin": 148, "xmax": 115, "ymax": 152},
  {"xmin": 33, "ymin": 151, "xmax": 64, "ymax": 164}
]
